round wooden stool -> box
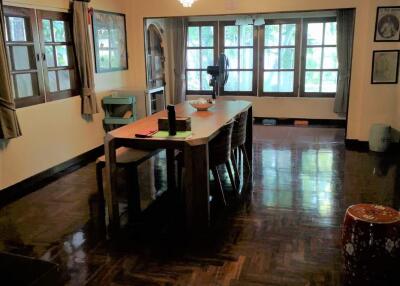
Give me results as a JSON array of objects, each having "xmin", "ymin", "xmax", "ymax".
[{"xmin": 342, "ymin": 204, "xmax": 400, "ymax": 286}]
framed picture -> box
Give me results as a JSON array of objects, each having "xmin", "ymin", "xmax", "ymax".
[
  {"xmin": 92, "ymin": 10, "xmax": 128, "ymax": 73},
  {"xmin": 374, "ymin": 6, "xmax": 400, "ymax": 42},
  {"xmin": 371, "ymin": 50, "xmax": 399, "ymax": 84}
]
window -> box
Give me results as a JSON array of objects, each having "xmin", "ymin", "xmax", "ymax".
[
  {"xmin": 261, "ymin": 20, "xmax": 300, "ymax": 96},
  {"xmin": 186, "ymin": 22, "xmax": 216, "ymax": 94},
  {"xmin": 301, "ymin": 18, "xmax": 338, "ymax": 97},
  {"xmin": 3, "ymin": 6, "xmax": 79, "ymax": 108},
  {"xmin": 221, "ymin": 23, "xmax": 256, "ymax": 95}
]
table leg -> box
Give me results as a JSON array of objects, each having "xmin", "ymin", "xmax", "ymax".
[
  {"xmin": 104, "ymin": 134, "xmax": 120, "ymax": 231},
  {"xmin": 183, "ymin": 143, "xmax": 210, "ymax": 232},
  {"xmin": 166, "ymin": 148, "xmax": 176, "ymax": 191}
]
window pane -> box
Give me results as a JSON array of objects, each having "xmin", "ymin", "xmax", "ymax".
[
  {"xmin": 281, "ymin": 24, "xmax": 296, "ymax": 46},
  {"xmin": 306, "ymin": 47, "xmax": 322, "ymax": 69},
  {"xmin": 322, "ymin": 47, "xmax": 338, "ymax": 69},
  {"xmin": 225, "ymin": 48, "xmax": 238, "ymax": 69},
  {"xmin": 201, "ymin": 26, "xmax": 213, "ymax": 47},
  {"xmin": 305, "ymin": 71, "xmax": 321, "ymax": 92},
  {"xmin": 264, "ymin": 71, "xmax": 278, "ymax": 92},
  {"xmin": 265, "ymin": 25, "xmax": 279, "ymax": 46},
  {"xmin": 187, "ymin": 26, "xmax": 200, "ymax": 47},
  {"xmin": 12, "ymin": 46, "xmax": 32, "ymax": 70},
  {"xmin": 58, "ymin": 70, "xmax": 71, "ymax": 90},
  {"xmin": 187, "ymin": 49, "xmax": 200, "ymax": 69},
  {"xmin": 201, "ymin": 71, "xmax": 212, "ymax": 90},
  {"xmin": 307, "ymin": 23, "xmax": 323, "ymax": 45},
  {"xmin": 97, "ymin": 29, "xmax": 109, "ymax": 48},
  {"xmin": 264, "ymin": 48, "xmax": 279, "ymax": 69},
  {"xmin": 321, "ymin": 71, "xmax": 337, "ymax": 92},
  {"xmin": 324, "ymin": 22, "xmax": 337, "ymax": 45},
  {"xmin": 239, "ymin": 71, "xmax": 252, "ymax": 91},
  {"xmin": 187, "ymin": 71, "xmax": 200, "ymax": 90},
  {"xmin": 279, "ymin": 71, "xmax": 294, "ymax": 92},
  {"xmin": 240, "ymin": 25, "xmax": 253, "ymax": 46},
  {"xmin": 240, "ymin": 48, "xmax": 253, "ymax": 69},
  {"xmin": 109, "ymin": 28, "xmax": 121, "ymax": 48},
  {"xmin": 9, "ymin": 17, "xmax": 27, "ymax": 41},
  {"xmin": 280, "ymin": 48, "xmax": 295, "ymax": 69},
  {"xmin": 45, "ymin": 45, "xmax": 55, "ymax": 67},
  {"xmin": 42, "ymin": 19, "xmax": 52, "ymax": 42},
  {"xmin": 201, "ymin": 48, "xmax": 213, "ymax": 69},
  {"xmin": 55, "ymin": 45, "xmax": 69, "ymax": 66},
  {"xmin": 111, "ymin": 49, "xmax": 122, "ymax": 68},
  {"xmin": 225, "ymin": 71, "xmax": 238, "ymax": 91},
  {"xmin": 48, "ymin": 71, "xmax": 57, "ymax": 92},
  {"xmin": 99, "ymin": 50, "xmax": 110, "ymax": 69},
  {"xmin": 14, "ymin": 73, "xmax": 38, "ymax": 98},
  {"xmin": 53, "ymin": 20, "xmax": 66, "ymax": 42},
  {"xmin": 224, "ymin": 26, "xmax": 238, "ymax": 47}
]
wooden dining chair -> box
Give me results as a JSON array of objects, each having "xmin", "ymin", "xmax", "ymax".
[
  {"xmin": 230, "ymin": 110, "xmax": 250, "ymax": 186},
  {"xmin": 96, "ymin": 147, "xmax": 161, "ymax": 218}
]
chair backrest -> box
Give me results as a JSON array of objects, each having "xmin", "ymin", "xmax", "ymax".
[
  {"xmin": 209, "ymin": 120, "xmax": 234, "ymax": 167},
  {"xmin": 231, "ymin": 110, "xmax": 248, "ymax": 149}
]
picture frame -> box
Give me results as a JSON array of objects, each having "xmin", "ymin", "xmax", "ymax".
[
  {"xmin": 371, "ymin": 50, "xmax": 399, "ymax": 84},
  {"xmin": 374, "ymin": 6, "xmax": 400, "ymax": 42},
  {"xmin": 92, "ymin": 10, "xmax": 128, "ymax": 73}
]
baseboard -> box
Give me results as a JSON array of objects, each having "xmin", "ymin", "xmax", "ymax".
[
  {"xmin": 0, "ymin": 145, "xmax": 104, "ymax": 208},
  {"xmin": 254, "ymin": 117, "xmax": 346, "ymax": 128}
]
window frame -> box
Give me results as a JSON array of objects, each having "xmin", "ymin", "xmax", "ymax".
[
  {"xmin": 259, "ymin": 18, "xmax": 301, "ymax": 97},
  {"xmin": 185, "ymin": 21, "xmax": 218, "ymax": 95},
  {"xmin": 300, "ymin": 17, "xmax": 338, "ymax": 98},
  {"xmin": 219, "ymin": 21, "xmax": 258, "ymax": 96}
]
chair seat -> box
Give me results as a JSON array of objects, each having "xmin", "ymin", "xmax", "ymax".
[{"xmin": 97, "ymin": 147, "xmax": 155, "ymax": 166}]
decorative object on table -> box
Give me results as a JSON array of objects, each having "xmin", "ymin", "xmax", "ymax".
[
  {"xmin": 167, "ymin": 105, "xmax": 177, "ymax": 136},
  {"xmin": 102, "ymin": 92, "xmax": 136, "ymax": 131},
  {"xmin": 188, "ymin": 98, "xmax": 215, "ymax": 111},
  {"xmin": 371, "ymin": 50, "xmax": 399, "ymax": 84},
  {"xmin": 374, "ymin": 6, "xmax": 400, "ymax": 42},
  {"xmin": 342, "ymin": 204, "xmax": 400, "ymax": 285},
  {"xmin": 92, "ymin": 10, "xmax": 128, "ymax": 73},
  {"xmin": 369, "ymin": 123, "xmax": 391, "ymax": 152},
  {"xmin": 158, "ymin": 117, "xmax": 191, "ymax": 131}
]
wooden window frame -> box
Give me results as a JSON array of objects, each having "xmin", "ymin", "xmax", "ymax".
[
  {"xmin": 300, "ymin": 17, "xmax": 338, "ymax": 98},
  {"xmin": 219, "ymin": 21, "xmax": 258, "ymax": 96},
  {"xmin": 259, "ymin": 19, "xmax": 301, "ymax": 97},
  {"xmin": 185, "ymin": 21, "xmax": 218, "ymax": 96},
  {"xmin": 36, "ymin": 10, "xmax": 80, "ymax": 102}
]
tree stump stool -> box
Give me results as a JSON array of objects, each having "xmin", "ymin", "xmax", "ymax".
[{"xmin": 342, "ymin": 204, "xmax": 400, "ymax": 286}]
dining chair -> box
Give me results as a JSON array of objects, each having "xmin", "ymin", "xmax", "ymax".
[
  {"xmin": 230, "ymin": 110, "xmax": 250, "ymax": 186},
  {"xmin": 96, "ymin": 147, "xmax": 161, "ymax": 219}
]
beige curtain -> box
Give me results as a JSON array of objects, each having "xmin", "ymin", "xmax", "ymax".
[
  {"xmin": 72, "ymin": 0, "xmax": 99, "ymax": 115},
  {"xmin": 0, "ymin": 0, "xmax": 21, "ymax": 139},
  {"xmin": 171, "ymin": 17, "xmax": 188, "ymax": 104}
]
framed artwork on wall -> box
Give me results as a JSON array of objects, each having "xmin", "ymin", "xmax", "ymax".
[
  {"xmin": 371, "ymin": 50, "xmax": 399, "ymax": 84},
  {"xmin": 92, "ymin": 10, "xmax": 128, "ymax": 73},
  {"xmin": 374, "ymin": 6, "xmax": 400, "ymax": 42}
]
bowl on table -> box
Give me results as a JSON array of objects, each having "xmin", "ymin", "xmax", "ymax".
[{"xmin": 188, "ymin": 99, "xmax": 215, "ymax": 111}]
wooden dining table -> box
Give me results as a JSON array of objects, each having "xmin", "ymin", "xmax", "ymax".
[{"xmin": 104, "ymin": 99, "xmax": 253, "ymax": 232}]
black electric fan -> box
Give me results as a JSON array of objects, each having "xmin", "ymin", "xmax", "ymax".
[{"xmin": 207, "ymin": 53, "xmax": 229, "ymax": 99}]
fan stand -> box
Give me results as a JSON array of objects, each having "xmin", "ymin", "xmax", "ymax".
[{"xmin": 210, "ymin": 75, "xmax": 218, "ymax": 100}]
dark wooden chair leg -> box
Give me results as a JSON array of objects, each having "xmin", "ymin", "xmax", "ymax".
[
  {"xmin": 225, "ymin": 161, "xmax": 238, "ymax": 195},
  {"xmin": 240, "ymin": 144, "xmax": 251, "ymax": 171},
  {"xmin": 96, "ymin": 163, "xmax": 105, "ymax": 203},
  {"xmin": 231, "ymin": 153, "xmax": 240, "ymax": 186},
  {"xmin": 211, "ymin": 167, "xmax": 226, "ymax": 207},
  {"xmin": 126, "ymin": 165, "xmax": 141, "ymax": 220}
]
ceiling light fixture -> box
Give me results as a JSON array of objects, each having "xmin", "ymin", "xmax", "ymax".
[{"xmin": 178, "ymin": 0, "xmax": 197, "ymax": 7}]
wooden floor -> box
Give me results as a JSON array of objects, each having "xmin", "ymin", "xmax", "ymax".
[{"xmin": 1, "ymin": 125, "xmax": 399, "ymax": 286}]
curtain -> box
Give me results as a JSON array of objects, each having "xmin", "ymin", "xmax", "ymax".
[
  {"xmin": 0, "ymin": 0, "xmax": 21, "ymax": 139},
  {"xmin": 334, "ymin": 9, "xmax": 355, "ymax": 116},
  {"xmin": 72, "ymin": 0, "xmax": 99, "ymax": 115},
  {"xmin": 171, "ymin": 17, "xmax": 188, "ymax": 104}
]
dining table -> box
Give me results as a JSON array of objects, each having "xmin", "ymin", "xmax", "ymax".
[{"xmin": 104, "ymin": 99, "xmax": 253, "ymax": 233}]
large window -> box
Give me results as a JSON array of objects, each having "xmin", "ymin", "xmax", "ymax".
[
  {"xmin": 301, "ymin": 18, "xmax": 338, "ymax": 97},
  {"xmin": 186, "ymin": 22, "xmax": 216, "ymax": 94},
  {"xmin": 221, "ymin": 23, "xmax": 256, "ymax": 95},
  {"xmin": 4, "ymin": 6, "xmax": 79, "ymax": 108}
]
